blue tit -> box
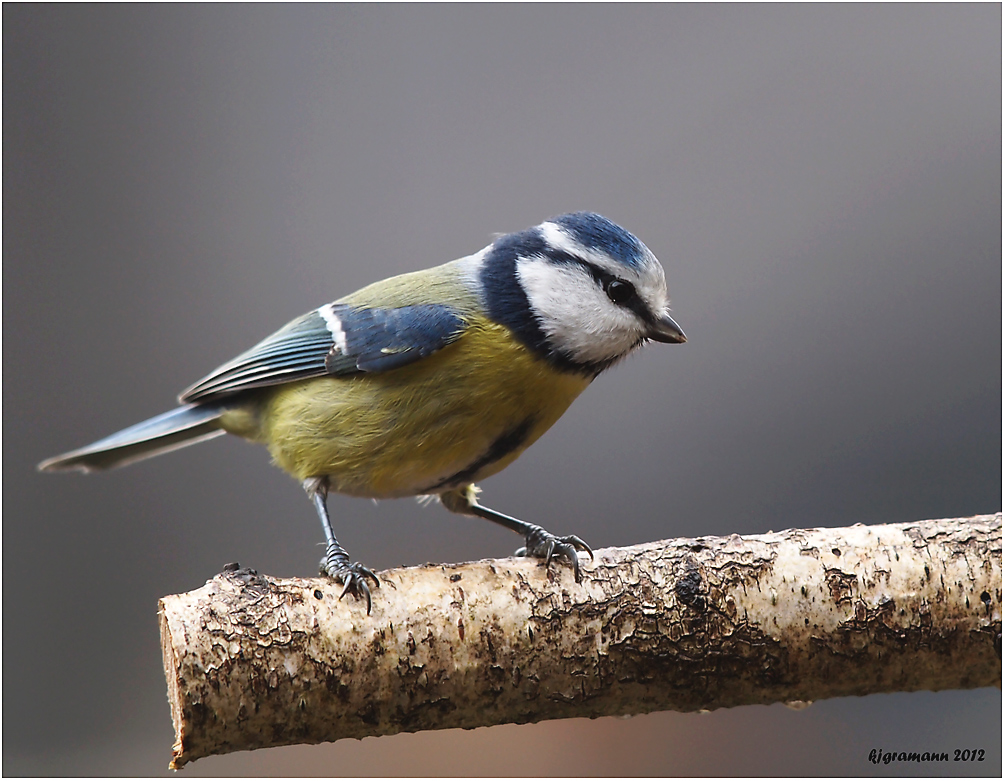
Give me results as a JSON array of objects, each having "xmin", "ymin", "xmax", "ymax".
[{"xmin": 39, "ymin": 211, "xmax": 686, "ymax": 611}]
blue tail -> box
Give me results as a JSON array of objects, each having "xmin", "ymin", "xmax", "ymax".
[{"xmin": 38, "ymin": 403, "xmax": 229, "ymax": 473}]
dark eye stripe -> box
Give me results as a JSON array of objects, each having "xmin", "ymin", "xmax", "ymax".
[
  {"xmin": 537, "ymin": 252, "xmax": 657, "ymax": 326},
  {"xmin": 578, "ymin": 263, "xmax": 661, "ymax": 326}
]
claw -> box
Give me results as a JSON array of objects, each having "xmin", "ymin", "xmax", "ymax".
[
  {"xmin": 320, "ymin": 550, "xmax": 380, "ymax": 614},
  {"xmin": 568, "ymin": 535, "xmax": 594, "ymax": 560},
  {"xmin": 334, "ymin": 566, "xmax": 379, "ymax": 614},
  {"xmin": 338, "ymin": 571, "xmax": 373, "ymax": 614},
  {"xmin": 518, "ymin": 525, "xmax": 593, "ymax": 583}
]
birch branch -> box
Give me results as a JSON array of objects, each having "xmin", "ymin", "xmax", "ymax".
[{"xmin": 160, "ymin": 513, "xmax": 1002, "ymax": 769}]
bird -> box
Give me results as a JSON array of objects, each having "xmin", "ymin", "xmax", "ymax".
[{"xmin": 39, "ymin": 211, "xmax": 686, "ymax": 612}]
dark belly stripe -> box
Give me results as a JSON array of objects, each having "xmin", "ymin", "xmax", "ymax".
[{"xmin": 426, "ymin": 416, "xmax": 536, "ymax": 492}]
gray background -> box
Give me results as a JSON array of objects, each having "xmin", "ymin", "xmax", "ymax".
[{"xmin": 5, "ymin": 4, "xmax": 1001, "ymax": 776}]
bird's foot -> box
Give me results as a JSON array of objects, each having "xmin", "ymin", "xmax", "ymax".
[
  {"xmin": 515, "ymin": 524, "xmax": 594, "ymax": 583},
  {"xmin": 320, "ymin": 545, "xmax": 380, "ymax": 613}
]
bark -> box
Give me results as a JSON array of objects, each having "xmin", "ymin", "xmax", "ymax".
[{"xmin": 160, "ymin": 513, "xmax": 1002, "ymax": 769}]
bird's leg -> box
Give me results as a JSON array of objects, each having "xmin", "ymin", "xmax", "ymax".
[
  {"xmin": 304, "ymin": 477, "xmax": 379, "ymax": 613},
  {"xmin": 439, "ymin": 484, "xmax": 593, "ymax": 583}
]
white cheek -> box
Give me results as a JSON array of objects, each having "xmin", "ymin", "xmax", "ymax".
[{"xmin": 516, "ymin": 257, "xmax": 642, "ymax": 364}]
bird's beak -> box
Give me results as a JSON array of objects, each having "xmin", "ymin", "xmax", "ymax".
[{"xmin": 647, "ymin": 313, "xmax": 687, "ymax": 343}]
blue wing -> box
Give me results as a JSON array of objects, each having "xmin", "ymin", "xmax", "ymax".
[{"xmin": 180, "ymin": 303, "xmax": 467, "ymax": 402}]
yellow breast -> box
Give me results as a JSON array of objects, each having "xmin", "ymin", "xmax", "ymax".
[{"xmin": 221, "ymin": 317, "xmax": 591, "ymax": 498}]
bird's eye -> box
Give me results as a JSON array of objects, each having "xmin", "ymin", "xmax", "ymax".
[{"xmin": 605, "ymin": 278, "xmax": 635, "ymax": 305}]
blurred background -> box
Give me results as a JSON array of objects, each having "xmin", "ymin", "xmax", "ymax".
[{"xmin": 4, "ymin": 4, "xmax": 1001, "ymax": 776}]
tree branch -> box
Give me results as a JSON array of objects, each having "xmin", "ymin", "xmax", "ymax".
[{"xmin": 160, "ymin": 513, "xmax": 1002, "ymax": 769}]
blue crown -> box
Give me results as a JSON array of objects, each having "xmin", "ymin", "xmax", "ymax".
[{"xmin": 550, "ymin": 212, "xmax": 645, "ymax": 270}]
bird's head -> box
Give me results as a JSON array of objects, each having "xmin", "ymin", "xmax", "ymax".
[{"xmin": 479, "ymin": 211, "xmax": 685, "ymax": 375}]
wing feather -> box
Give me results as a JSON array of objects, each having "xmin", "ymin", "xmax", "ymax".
[{"xmin": 180, "ymin": 304, "xmax": 467, "ymax": 403}]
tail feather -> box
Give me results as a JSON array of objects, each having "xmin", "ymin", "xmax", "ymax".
[{"xmin": 38, "ymin": 403, "xmax": 228, "ymax": 473}]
